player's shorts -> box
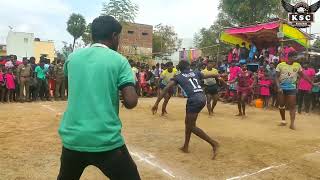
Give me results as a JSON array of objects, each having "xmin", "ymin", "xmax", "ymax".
[
  {"xmin": 282, "ymin": 89, "xmax": 297, "ymax": 96},
  {"xmin": 186, "ymin": 93, "xmax": 206, "ymax": 113},
  {"xmin": 237, "ymin": 86, "xmax": 251, "ymax": 96},
  {"xmin": 205, "ymin": 84, "xmax": 219, "ymax": 95},
  {"xmin": 160, "ymin": 83, "xmax": 174, "ymax": 95}
]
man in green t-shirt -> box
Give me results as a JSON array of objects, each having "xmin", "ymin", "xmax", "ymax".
[
  {"xmin": 57, "ymin": 16, "xmax": 140, "ymax": 180},
  {"xmin": 34, "ymin": 60, "xmax": 48, "ymax": 101}
]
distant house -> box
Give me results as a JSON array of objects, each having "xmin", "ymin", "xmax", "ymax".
[
  {"xmin": 6, "ymin": 31, "xmax": 34, "ymax": 59},
  {"xmin": 6, "ymin": 31, "xmax": 55, "ymax": 62},
  {"xmin": 34, "ymin": 38, "xmax": 55, "ymax": 63},
  {"xmin": 119, "ymin": 23, "xmax": 153, "ymax": 57}
]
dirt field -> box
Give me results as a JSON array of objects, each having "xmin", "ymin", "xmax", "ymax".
[{"xmin": 1, "ymin": 98, "xmax": 320, "ymax": 180}]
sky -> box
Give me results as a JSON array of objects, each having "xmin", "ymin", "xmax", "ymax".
[
  {"xmin": 0, "ymin": 0, "xmax": 219, "ymax": 50},
  {"xmin": 0, "ymin": 0, "xmax": 319, "ymax": 51}
]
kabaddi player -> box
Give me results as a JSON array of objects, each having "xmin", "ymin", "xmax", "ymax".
[
  {"xmin": 275, "ymin": 51, "xmax": 312, "ymax": 130},
  {"xmin": 152, "ymin": 60, "xmax": 220, "ymax": 159},
  {"xmin": 201, "ymin": 60, "xmax": 220, "ymax": 116},
  {"xmin": 158, "ymin": 62, "xmax": 177, "ymax": 116},
  {"xmin": 229, "ymin": 64, "xmax": 253, "ymax": 117}
]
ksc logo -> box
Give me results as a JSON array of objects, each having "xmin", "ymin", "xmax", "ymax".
[{"xmin": 282, "ymin": 0, "xmax": 320, "ymax": 28}]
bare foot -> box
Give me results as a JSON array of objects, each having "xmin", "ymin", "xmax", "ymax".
[
  {"xmin": 279, "ymin": 121, "xmax": 287, "ymax": 126},
  {"xmin": 179, "ymin": 147, "xmax": 189, "ymax": 153},
  {"xmin": 290, "ymin": 124, "xmax": 296, "ymax": 130},
  {"xmin": 235, "ymin": 113, "xmax": 243, "ymax": 117},
  {"xmin": 212, "ymin": 142, "xmax": 219, "ymax": 160},
  {"xmin": 241, "ymin": 115, "xmax": 247, "ymax": 119}
]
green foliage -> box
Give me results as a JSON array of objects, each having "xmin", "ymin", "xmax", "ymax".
[
  {"xmin": 195, "ymin": 0, "xmax": 300, "ymax": 59},
  {"xmin": 82, "ymin": 23, "xmax": 92, "ymax": 46},
  {"xmin": 313, "ymin": 39, "xmax": 320, "ymax": 49},
  {"xmin": 194, "ymin": 12, "xmax": 232, "ymax": 59},
  {"xmin": 67, "ymin": 13, "xmax": 86, "ymax": 50},
  {"xmin": 58, "ymin": 41, "xmax": 73, "ymax": 60},
  {"xmin": 102, "ymin": 0, "xmax": 139, "ymax": 23},
  {"xmin": 152, "ymin": 24, "xmax": 181, "ymax": 58}
]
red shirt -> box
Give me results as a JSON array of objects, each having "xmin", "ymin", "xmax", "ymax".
[{"xmin": 237, "ymin": 70, "xmax": 252, "ymax": 87}]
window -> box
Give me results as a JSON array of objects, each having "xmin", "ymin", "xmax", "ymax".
[
  {"xmin": 24, "ymin": 38, "xmax": 28, "ymax": 43},
  {"xmin": 128, "ymin": 31, "xmax": 134, "ymax": 34},
  {"xmin": 142, "ymin": 32, "xmax": 148, "ymax": 36}
]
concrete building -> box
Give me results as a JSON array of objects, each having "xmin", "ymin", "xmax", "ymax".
[
  {"xmin": 6, "ymin": 31, "xmax": 55, "ymax": 62},
  {"xmin": 6, "ymin": 31, "xmax": 34, "ymax": 59},
  {"xmin": 119, "ymin": 23, "xmax": 153, "ymax": 56},
  {"xmin": 34, "ymin": 39, "xmax": 55, "ymax": 63}
]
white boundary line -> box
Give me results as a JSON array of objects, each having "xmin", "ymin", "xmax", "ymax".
[
  {"xmin": 41, "ymin": 104, "xmax": 58, "ymax": 112},
  {"xmin": 129, "ymin": 151, "xmax": 175, "ymax": 178},
  {"xmin": 40, "ymin": 104, "xmax": 176, "ymax": 178},
  {"xmin": 226, "ymin": 164, "xmax": 287, "ymax": 180}
]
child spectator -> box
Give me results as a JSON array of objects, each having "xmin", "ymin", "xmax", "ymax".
[
  {"xmin": 5, "ymin": 68, "xmax": 16, "ymax": 102},
  {"xmin": 259, "ymin": 69, "xmax": 272, "ymax": 108},
  {"xmin": 139, "ymin": 66, "xmax": 148, "ymax": 97}
]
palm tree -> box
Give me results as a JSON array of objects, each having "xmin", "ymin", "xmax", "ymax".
[{"xmin": 67, "ymin": 13, "xmax": 86, "ymax": 51}]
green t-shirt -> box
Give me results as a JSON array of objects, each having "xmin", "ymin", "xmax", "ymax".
[
  {"xmin": 35, "ymin": 66, "xmax": 46, "ymax": 79},
  {"xmin": 59, "ymin": 43, "xmax": 135, "ymax": 152}
]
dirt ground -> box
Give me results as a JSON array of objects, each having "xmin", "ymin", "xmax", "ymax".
[{"xmin": 1, "ymin": 98, "xmax": 320, "ymax": 180}]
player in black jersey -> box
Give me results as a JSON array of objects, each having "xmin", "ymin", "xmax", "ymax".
[{"xmin": 152, "ymin": 60, "xmax": 221, "ymax": 159}]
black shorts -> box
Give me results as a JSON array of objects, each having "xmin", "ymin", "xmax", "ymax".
[
  {"xmin": 186, "ymin": 93, "xmax": 206, "ymax": 113},
  {"xmin": 205, "ymin": 84, "xmax": 218, "ymax": 95},
  {"xmin": 282, "ymin": 89, "xmax": 297, "ymax": 96},
  {"xmin": 57, "ymin": 145, "xmax": 140, "ymax": 180}
]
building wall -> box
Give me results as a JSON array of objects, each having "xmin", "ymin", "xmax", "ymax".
[
  {"xmin": 119, "ymin": 23, "xmax": 153, "ymax": 55},
  {"xmin": 6, "ymin": 31, "xmax": 34, "ymax": 60},
  {"xmin": 34, "ymin": 41, "xmax": 55, "ymax": 63}
]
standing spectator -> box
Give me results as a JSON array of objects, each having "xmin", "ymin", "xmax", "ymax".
[
  {"xmin": 57, "ymin": 15, "xmax": 140, "ymax": 180},
  {"xmin": 227, "ymin": 49, "xmax": 233, "ymax": 63},
  {"xmin": 267, "ymin": 63, "xmax": 277, "ymax": 107},
  {"xmin": 239, "ymin": 42, "xmax": 248, "ymax": 64},
  {"xmin": 17, "ymin": 58, "xmax": 32, "ymax": 102},
  {"xmin": 54, "ymin": 59, "xmax": 66, "ymax": 100},
  {"xmin": 249, "ymin": 43, "xmax": 257, "ymax": 62},
  {"xmin": 48, "ymin": 63, "xmax": 55, "ymax": 99},
  {"xmin": 5, "ymin": 55, "xmax": 15, "ymax": 69},
  {"xmin": 35, "ymin": 61, "xmax": 47, "ymax": 101},
  {"xmin": 312, "ymin": 75, "xmax": 320, "ymax": 110},
  {"xmin": 5, "ymin": 68, "xmax": 15, "ymax": 103},
  {"xmin": 0, "ymin": 66, "xmax": 5, "ymax": 103},
  {"xmin": 29, "ymin": 57, "xmax": 38, "ymax": 101},
  {"xmin": 297, "ymin": 62, "xmax": 315, "ymax": 114},
  {"xmin": 259, "ymin": 69, "xmax": 272, "ymax": 108},
  {"xmin": 232, "ymin": 45, "xmax": 240, "ymax": 62}
]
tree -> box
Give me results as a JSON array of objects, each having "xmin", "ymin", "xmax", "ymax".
[
  {"xmin": 82, "ymin": 23, "xmax": 92, "ymax": 46},
  {"xmin": 218, "ymin": 0, "xmax": 299, "ymax": 26},
  {"xmin": 194, "ymin": 12, "xmax": 232, "ymax": 59},
  {"xmin": 102, "ymin": 0, "xmax": 139, "ymax": 23},
  {"xmin": 67, "ymin": 13, "xmax": 86, "ymax": 51},
  {"xmin": 152, "ymin": 24, "xmax": 181, "ymax": 58},
  {"xmin": 313, "ymin": 39, "xmax": 320, "ymax": 49},
  {"xmin": 59, "ymin": 41, "xmax": 73, "ymax": 60}
]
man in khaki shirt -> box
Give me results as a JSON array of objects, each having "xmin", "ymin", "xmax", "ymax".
[
  {"xmin": 54, "ymin": 59, "xmax": 65, "ymax": 100},
  {"xmin": 17, "ymin": 58, "xmax": 32, "ymax": 102}
]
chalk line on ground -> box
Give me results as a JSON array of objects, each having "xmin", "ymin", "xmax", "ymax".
[
  {"xmin": 40, "ymin": 104, "xmax": 176, "ymax": 178},
  {"xmin": 226, "ymin": 164, "xmax": 287, "ymax": 180},
  {"xmin": 130, "ymin": 151, "xmax": 175, "ymax": 178},
  {"xmin": 41, "ymin": 104, "xmax": 58, "ymax": 112}
]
